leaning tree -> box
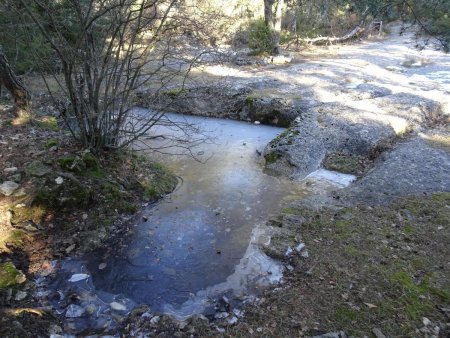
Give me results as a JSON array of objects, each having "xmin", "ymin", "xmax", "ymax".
[{"xmin": 0, "ymin": 48, "xmax": 31, "ymax": 120}]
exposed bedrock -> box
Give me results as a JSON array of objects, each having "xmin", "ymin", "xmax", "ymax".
[{"xmin": 264, "ymin": 93, "xmax": 447, "ymax": 179}]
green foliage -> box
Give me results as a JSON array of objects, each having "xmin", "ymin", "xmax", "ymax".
[
  {"xmin": 123, "ymin": 202, "xmax": 138, "ymax": 214},
  {"xmin": 82, "ymin": 152, "xmax": 104, "ymax": 178},
  {"xmin": 45, "ymin": 138, "xmax": 59, "ymax": 148},
  {"xmin": 0, "ymin": 2, "xmax": 53, "ymax": 74},
  {"xmin": 389, "ymin": 271, "xmax": 435, "ymax": 320},
  {"xmin": 333, "ymin": 306, "xmax": 362, "ymax": 327},
  {"xmin": 244, "ymin": 19, "xmax": 275, "ymax": 55},
  {"xmin": 164, "ymin": 88, "xmax": 187, "ymax": 98},
  {"xmin": 411, "ymin": 0, "xmax": 450, "ymax": 51},
  {"xmin": 58, "ymin": 156, "xmax": 83, "ymax": 172}
]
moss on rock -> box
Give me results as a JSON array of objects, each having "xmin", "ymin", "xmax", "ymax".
[
  {"xmin": 57, "ymin": 156, "xmax": 86, "ymax": 173},
  {"xmin": 0, "ymin": 262, "xmax": 26, "ymax": 289},
  {"xmin": 264, "ymin": 151, "xmax": 280, "ymax": 164},
  {"xmin": 34, "ymin": 177, "xmax": 92, "ymax": 209},
  {"xmin": 322, "ymin": 152, "xmax": 370, "ymax": 176},
  {"xmin": 25, "ymin": 161, "xmax": 52, "ymax": 177}
]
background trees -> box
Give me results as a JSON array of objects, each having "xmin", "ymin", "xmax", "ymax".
[
  {"xmin": 13, "ymin": 0, "xmax": 205, "ymax": 150},
  {"xmin": 0, "ymin": 0, "xmax": 447, "ymax": 149}
]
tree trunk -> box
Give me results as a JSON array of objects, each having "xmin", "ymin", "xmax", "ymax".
[
  {"xmin": 0, "ymin": 49, "xmax": 31, "ymax": 120},
  {"xmin": 264, "ymin": 0, "xmax": 275, "ymax": 28},
  {"xmin": 264, "ymin": 0, "xmax": 284, "ymax": 55}
]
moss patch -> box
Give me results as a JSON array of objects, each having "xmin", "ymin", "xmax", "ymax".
[
  {"xmin": 57, "ymin": 155, "xmax": 86, "ymax": 173},
  {"xmin": 34, "ymin": 178, "xmax": 92, "ymax": 209},
  {"xmin": 142, "ymin": 162, "xmax": 178, "ymax": 201},
  {"xmin": 323, "ymin": 152, "xmax": 371, "ymax": 175},
  {"xmin": 223, "ymin": 193, "xmax": 450, "ymax": 337},
  {"xmin": 0, "ymin": 262, "xmax": 26, "ymax": 289},
  {"xmin": 45, "ymin": 138, "xmax": 59, "ymax": 148},
  {"xmin": 25, "ymin": 161, "xmax": 52, "ymax": 177},
  {"xmin": 34, "ymin": 116, "xmax": 59, "ymax": 131},
  {"xmin": 163, "ymin": 88, "xmax": 186, "ymax": 98},
  {"xmin": 264, "ymin": 151, "xmax": 280, "ymax": 164}
]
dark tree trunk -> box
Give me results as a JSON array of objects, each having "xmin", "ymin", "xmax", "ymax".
[
  {"xmin": 264, "ymin": 0, "xmax": 275, "ymax": 28},
  {"xmin": 0, "ymin": 49, "xmax": 31, "ymax": 118},
  {"xmin": 264, "ymin": 0, "xmax": 284, "ymax": 55}
]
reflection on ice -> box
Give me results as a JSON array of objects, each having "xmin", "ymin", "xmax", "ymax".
[
  {"xmin": 44, "ymin": 112, "xmax": 354, "ymax": 332},
  {"xmin": 162, "ymin": 225, "xmax": 283, "ymax": 321}
]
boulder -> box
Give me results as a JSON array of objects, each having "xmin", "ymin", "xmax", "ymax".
[{"xmin": 25, "ymin": 161, "xmax": 52, "ymax": 177}]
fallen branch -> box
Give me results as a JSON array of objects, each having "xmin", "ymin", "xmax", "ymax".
[{"xmin": 301, "ymin": 23, "xmax": 365, "ymax": 45}]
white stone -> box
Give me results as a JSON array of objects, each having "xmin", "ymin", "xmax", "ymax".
[
  {"xmin": 295, "ymin": 243, "xmax": 305, "ymax": 252},
  {"xmin": 68, "ymin": 273, "xmax": 89, "ymax": 282},
  {"xmin": 55, "ymin": 177, "xmax": 64, "ymax": 185},
  {"xmin": 386, "ymin": 65, "xmax": 405, "ymax": 72},
  {"xmin": 110, "ymin": 302, "xmax": 127, "ymax": 311},
  {"xmin": 4, "ymin": 167, "xmax": 18, "ymax": 173},
  {"xmin": 215, "ymin": 312, "xmax": 229, "ymax": 319},
  {"xmin": 228, "ymin": 316, "xmax": 238, "ymax": 325},
  {"xmin": 285, "ymin": 246, "xmax": 293, "ymax": 256},
  {"xmin": 14, "ymin": 291, "xmax": 27, "ymax": 301},
  {"xmin": 0, "ymin": 181, "xmax": 19, "ymax": 196},
  {"xmin": 65, "ymin": 304, "xmax": 85, "ymax": 318},
  {"xmin": 306, "ymin": 169, "xmax": 356, "ymax": 188},
  {"xmin": 422, "ymin": 317, "xmax": 431, "ymax": 326},
  {"xmin": 150, "ymin": 315, "xmax": 160, "ymax": 324}
]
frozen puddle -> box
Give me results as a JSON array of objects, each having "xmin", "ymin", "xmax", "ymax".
[
  {"xmin": 42, "ymin": 224, "xmax": 282, "ymax": 332},
  {"xmin": 42, "ymin": 115, "xmax": 358, "ymax": 334},
  {"xmin": 43, "ymin": 113, "xmax": 306, "ymax": 333},
  {"xmin": 163, "ymin": 225, "xmax": 283, "ymax": 320}
]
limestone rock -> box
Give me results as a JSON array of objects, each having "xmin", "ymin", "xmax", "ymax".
[
  {"xmin": 4, "ymin": 167, "xmax": 18, "ymax": 173},
  {"xmin": 25, "ymin": 161, "xmax": 51, "ymax": 177},
  {"xmin": 14, "ymin": 290, "xmax": 27, "ymax": 301},
  {"xmin": 0, "ymin": 181, "xmax": 19, "ymax": 196}
]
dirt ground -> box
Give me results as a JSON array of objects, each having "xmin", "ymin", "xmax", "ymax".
[{"xmin": 0, "ymin": 101, "xmax": 177, "ymax": 337}]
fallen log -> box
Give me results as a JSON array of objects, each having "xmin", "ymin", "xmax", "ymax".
[{"xmin": 302, "ymin": 23, "xmax": 365, "ymax": 45}]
